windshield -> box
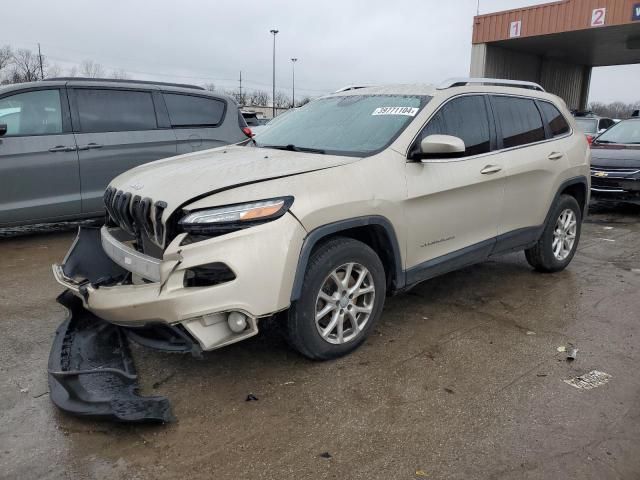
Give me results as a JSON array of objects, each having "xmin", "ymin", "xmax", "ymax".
[
  {"xmin": 595, "ymin": 119, "xmax": 640, "ymax": 144},
  {"xmin": 574, "ymin": 118, "xmax": 598, "ymax": 134},
  {"xmin": 255, "ymin": 94, "xmax": 429, "ymax": 156}
]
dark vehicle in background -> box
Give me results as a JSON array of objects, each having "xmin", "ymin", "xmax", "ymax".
[
  {"xmin": 573, "ymin": 111, "xmax": 615, "ymax": 144},
  {"xmin": 0, "ymin": 78, "xmax": 250, "ymax": 227},
  {"xmin": 590, "ymin": 118, "xmax": 640, "ymax": 204}
]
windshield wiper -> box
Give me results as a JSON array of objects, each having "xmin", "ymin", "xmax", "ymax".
[
  {"xmin": 264, "ymin": 144, "xmax": 326, "ymax": 154},
  {"xmin": 593, "ymin": 140, "xmax": 614, "ymax": 144}
]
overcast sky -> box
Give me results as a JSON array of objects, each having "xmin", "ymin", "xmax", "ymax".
[{"xmin": 4, "ymin": 0, "xmax": 639, "ymax": 103}]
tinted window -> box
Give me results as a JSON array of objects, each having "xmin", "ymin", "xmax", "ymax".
[
  {"xmin": 0, "ymin": 89, "xmax": 62, "ymax": 136},
  {"xmin": 493, "ymin": 96, "xmax": 545, "ymax": 148},
  {"xmin": 420, "ymin": 95, "xmax": 491, "ymax": 157},
  {"xmin": 574, "ymin": 118, "xmax": 598, "ymax": 134},
  {"xmin": 539, "ymin": 102, "xmax": 570, "ymax": 137},
  {"xmin": 599, "ymin": 118, "xmax": 614, "ymax": 130},
  {"xmin": 164, "ymin": 94, "xmax": 225, "ymax": 127},
  {"xmin": 76, "ymin": 89, "xmax": 157, "ymax": 133}
]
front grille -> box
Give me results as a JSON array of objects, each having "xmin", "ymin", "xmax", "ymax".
[
  {"xmin": 591, "ymin": 166, "xmax": 640, "ymax": 177},
  {"xmin": 104, "ymin": 186, "xmax": 168, "ymax": 249}
]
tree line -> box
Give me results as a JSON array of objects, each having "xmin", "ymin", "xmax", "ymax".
[
  {"xmin": 588, "ymin": 101, "xmax": 640, "ymax": 120},
  {"xmin": 0, "ymin": 44, "xmax": 311, "ymax": 108}
]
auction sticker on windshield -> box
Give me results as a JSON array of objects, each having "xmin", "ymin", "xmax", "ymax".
[{"xmin": 372, "ymin": 107, "xmax": 419, "ymax": 116}]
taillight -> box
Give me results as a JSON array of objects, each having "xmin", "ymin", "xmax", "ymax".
[
  {"xmin": 586, "ymin": 135, "xmax": 594, "ymax": 145},
  {"xmin": 242, "ymin": 127, "xmax": 253, "ymax": 138}
]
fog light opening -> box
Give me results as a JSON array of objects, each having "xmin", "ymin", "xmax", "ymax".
[{"xmin": 228, "ymin": 312, "xmax": 248, "ymax": 333}]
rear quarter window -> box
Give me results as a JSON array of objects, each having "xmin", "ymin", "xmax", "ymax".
[
  {"xmin": 163, "ymin": 93, "xmax": 225, "ymax": 127},
  {"xmin": 538, "ymin": 102, "xmax": 570, "ymax": 137},
  {"xmin": 492, "ymin": 96, "xmax": 546, "ymax": 148}
]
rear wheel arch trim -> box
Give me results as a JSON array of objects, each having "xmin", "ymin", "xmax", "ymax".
[
  {"xmin": 547, "ymin": 176, "xmax": 589, "ymax": 223},
  {"xmin": 290, "ymin": 216, "xmax": 404, "ymax": 302}
]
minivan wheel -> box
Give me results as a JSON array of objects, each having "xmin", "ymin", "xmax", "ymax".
[
  {"xmin": 286, "ymin": 237, "xmax": 386, "ymax": 360},
  {"xmin": 525, "ymin": 194, "xmax": 582, "ymax": 273}
]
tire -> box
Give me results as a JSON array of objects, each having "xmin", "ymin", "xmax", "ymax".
[
  {"xmin": 286, "ymin": 237, "xmax": 386, "ymax": 360},
  {"xmin": 525, "ymin": 194, "xmax": 582, "ymax": 273}
]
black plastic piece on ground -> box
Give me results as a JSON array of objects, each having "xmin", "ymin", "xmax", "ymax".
[
  {"xmin": 48, "ymin": 291, "xmax": 174, "ymax": 423},
  {"xmin": 125, "ymin": 323, "xmax": 202, "ymax": 357}
]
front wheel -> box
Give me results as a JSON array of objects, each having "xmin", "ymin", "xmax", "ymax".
[
  {"xmin": 286, "ymin": 237, "xmax": 386, "ymax": 360},
  {"xmin": 525, "ymin": 194, "xmax": 582, "ymax": 272}
]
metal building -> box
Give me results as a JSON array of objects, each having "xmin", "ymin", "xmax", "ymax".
[{"xmin": 470, "ymin": 0, "xmax": 640, "ymax": 109}]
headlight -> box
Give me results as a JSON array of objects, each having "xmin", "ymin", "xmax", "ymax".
[{"xmin": 179, "ymin": 197, "xmax": 293, "ymax": 235}]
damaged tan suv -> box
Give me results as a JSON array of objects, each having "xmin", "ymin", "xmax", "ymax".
[{"xmin": 54, "ymin": 78, "xmax": 590, "ymax": 362}]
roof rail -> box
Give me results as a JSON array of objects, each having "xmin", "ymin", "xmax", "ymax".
[
  {"xmin": 437, "ymin": 77, "xmax": 545, "ymax": 92},
  {"xmin": 333, "ymin": 84, "xmax": 375, "ymax": 93},
  {"xmin": 48, "ymin": 77, "xmax": 205, "ymax": 90}
]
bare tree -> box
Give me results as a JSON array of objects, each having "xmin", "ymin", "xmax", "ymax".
[
  {"xmin": 80, "ymin": 59, "xmax": 105, "ymax": 78},
  {"xmin": 66, "ymin": 65, "xmax": 78, "ymax": 77},
  {"xmin": 589, "ymin": 101, "xmax": 640, "ymax": 119},
  {"xmin": 203, "ymin": 83, "xmax": 216, "ymax": 92},
  {"xmin": 273, "ymin": 90, "xmax": 291, "ymax": 108},
  {"xmin": 0, "ymin": 45, "xmax": 12, "ymax": 82},
  {"xmin": 296, "ymin": 96, "xmax": 311, "ymax": 107},
  {"xmin": 46, "ymin": 63, "xmax": 62, "ymax": 79},
  {"xmin": 10, "ymin": 48, "xmax": 43, "ymax": 82},
  {"xmin": 110, "ymin": 68, "xmax": 130, "ymax": 80},
  {"xmin": 249, "ymin": 89, "xmax": 270, "ymax": 106}
]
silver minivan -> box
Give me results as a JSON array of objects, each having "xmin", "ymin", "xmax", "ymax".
[{"xmin": 0, "ymin": 78, "xmax": 250, "ymax": 227}]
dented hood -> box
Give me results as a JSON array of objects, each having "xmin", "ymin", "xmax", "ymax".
[{"xmin": 109, "ymin": 145, "xmax": 358, "ymax": 213}]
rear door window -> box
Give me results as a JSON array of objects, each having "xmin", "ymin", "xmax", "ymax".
[
  {"xmin": 492, "ymin": 96, "xmax": 545, "ymax": 148},
  {"xmin": 538, "ymin": 102, "xmax": 570, "ymax": 137},
  {"xmin": 0, "ymin": 89, "xmax": 63, "ymax": 136},
  {"xmin": 163, "ymin": 93, "xmax": 225, "ymax": 127},
  {"xmin": 419, "ymin": 95, "xmax": 491, "ymax": 157},
  {"xmin": 75, "ymin": 89, "xmax": 157, "ymax": 133}
]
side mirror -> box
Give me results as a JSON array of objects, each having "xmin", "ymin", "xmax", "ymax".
[
  {"xmin": 416, "ymin": 134, "xmax": 465, "ymax": 162},
  {"xmin": 0, "ymin": 124, "xmax": 7, "ymax": 137}
]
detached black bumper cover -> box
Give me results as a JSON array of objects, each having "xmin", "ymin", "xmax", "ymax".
[{"xmin": 48, "ymin": 291, "xmax": 174, "ymax": 423}]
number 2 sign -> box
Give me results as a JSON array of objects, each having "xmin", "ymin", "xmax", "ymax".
[{"xmin": 591, "ymin": 7, "xmax": 606, "ymax": 27}]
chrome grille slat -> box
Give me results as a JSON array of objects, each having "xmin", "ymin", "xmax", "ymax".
[{"xmin": 103, "ymin": 188, "xmax": 166, "ymax": 249}]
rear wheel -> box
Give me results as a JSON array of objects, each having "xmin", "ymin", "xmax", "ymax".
[
  {"xmin": 525, "ymin": 194, "xmax": 582, "ymax": 272},
  {"xmin": 286, "ymin": 237, "xmax": 386, "ymax": 360}
]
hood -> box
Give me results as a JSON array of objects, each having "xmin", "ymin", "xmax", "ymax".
[
  {"xmin": 590, "ymin": 144, "xmax": 640, "ymax": 168},
  {"xmin": 110, "ymin": 145, "xmax": 358, "ymax": 214}
]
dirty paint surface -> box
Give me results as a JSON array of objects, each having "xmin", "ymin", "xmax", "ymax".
[{"xmin": 0, "ymin": 201, "xmax": 639, "ymax": 479}]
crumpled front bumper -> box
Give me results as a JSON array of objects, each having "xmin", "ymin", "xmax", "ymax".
[{"xmin": 48, "ymin": 291, "xmax": 175, "ymax": 423}]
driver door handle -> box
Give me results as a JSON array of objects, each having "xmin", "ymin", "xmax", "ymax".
[
  {"xmin": 48, "ymin": 145, "xmax": 76, "ymax": 152},
  {"xmin": 480, "ymin": 164, "xmax": 502, "ymax": 175},
  {"xmin": 548, "ymin": 152, "xmax": 564, "ymax": 161},
  {"xmin": 77, "ymin": 143, "xmax": 103, "ymax": 151}
]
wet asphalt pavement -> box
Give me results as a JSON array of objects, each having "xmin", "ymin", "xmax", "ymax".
[{"xmin": 1, "ymin": 202, "xmax": 639, "ymax": 480}]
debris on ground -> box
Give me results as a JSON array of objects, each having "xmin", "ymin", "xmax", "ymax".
[
  {"xmin": 444, "ymin": 388, "xmax": 454, "ymax": 394},
  {"xmin": 526, "ymin": 331, "xmax": 536, "ymax": 335},
  {"xmin": 415, "ymin": 469, "xmax": 429, "ymax": 477},
  {"xmin": 283, "ymin": 381, "xmax": 295, "ymax": 386},
  {"xmin": 19, "ymin": 388, "xmax": 29, "ymax": 394},
  {"xmin": 564, "ymin": 370, "xmax": 611, "ymax": 390},
  {"xmin": 557, "ymin": 345, "xmax": 566, "ymax": 352},
  {"xmin": 566, "ymin": 346, "xmax": 578, "ymax": 361},
  {"xmin": 246, "ymin": 394, "xmax": 259, "ymax": 401},
  {"xmin": 319, "ymin": 452, "xmax": 332, "ymax": 459}
]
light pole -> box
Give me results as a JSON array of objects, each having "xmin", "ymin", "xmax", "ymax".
[
  {"xmin": 270, "ymin": 29, "xmax": 279, "ymax": 118},
  {"xmin": 291, "ymin": 58, "xmax": 298, "ymax": 108}
]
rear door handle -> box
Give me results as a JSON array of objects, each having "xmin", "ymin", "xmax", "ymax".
[
  {"xmin": 480, "ymin": 164, "xmax": 502, "ymax": 175},
  {"xmin": 48, "ymin": 145, "xmax": 76, "ymax": 152},
  {"xmin": 77, "ymin": 143, "xmax": 103, "ymax": 151},
  {"xmin": 548, "ymin": 152, "xmax": 564, "ymax": 161}
]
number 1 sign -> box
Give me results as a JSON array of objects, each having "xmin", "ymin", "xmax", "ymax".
[
  {"xmin": 591, "ymin": 7, "xmax": 606, "ymax": 27},
  {"xmin": 509, "ymin": 20, "xmax": 522, "ymax": 38}
]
